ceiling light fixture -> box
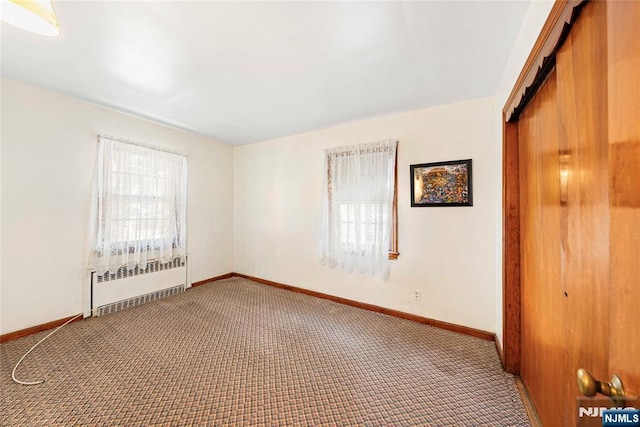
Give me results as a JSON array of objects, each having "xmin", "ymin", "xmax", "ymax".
[{"xmin": 1, "ymin": 0, "xmax": 60, "ymax": 37}]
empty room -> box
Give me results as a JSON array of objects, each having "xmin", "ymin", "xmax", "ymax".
[{"xmin": 1, "ymin": 0, "xmax": 638, "ymax": 426}]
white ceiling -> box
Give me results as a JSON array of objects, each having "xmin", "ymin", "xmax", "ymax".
[{"xmin": 1, "ymin": 1, "xmax": 530, "ymax": 145}]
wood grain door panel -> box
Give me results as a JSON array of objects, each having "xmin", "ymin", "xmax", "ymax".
[
  {"xmin": 516, "ymin": 1, "xmax": 639, "ymax": 425},
  {"xmin": 512, "ymin": 1, "xmax": 639, "ymax": 425},
  {"xmin": 607, "ymin": 0, "xmax": 640, "ymax": 398},
  {"xmin": 518, "ymin": 70, "xmax": 566, "ymax": 426},
  {"xmin": 555, "ymin": 2, "xmax": 610, "ymax": 425}
]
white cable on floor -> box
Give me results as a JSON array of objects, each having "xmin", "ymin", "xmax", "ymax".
[{"xmin": 11, "ymin": 314, "xmax": 83, "ymax": 386}]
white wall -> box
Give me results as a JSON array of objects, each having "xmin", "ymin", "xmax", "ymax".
[
  {"xmin": 493, "ymin": 0, "xmax": 554, "ymax": 347},
  {"xmin": 0, "ymin": 78, "xmax": 233, "ymax": 334},
  {"xmin": 234, "ymin": 96, "xmax": 498, "ymax": 333},
  {"xmin": 1, "ymin": 2, "xmax": 554, "ymax": 338}
]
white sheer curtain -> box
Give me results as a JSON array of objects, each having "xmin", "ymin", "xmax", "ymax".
[
  {"xmin": 90, "ymin": 136, "xmax": 187, "ymax": 275},
  {"xmin": 319, "ymin": 139, "xmax": 397, "ymax": 280}
]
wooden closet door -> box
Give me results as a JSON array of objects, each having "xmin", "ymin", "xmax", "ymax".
[
  {"xmin": 517, "ymin": 2, "xmax": 640, "ymax": 425},
  {"xmin": 518, "ymin": 69, "xmax": 566, "ymax": 426},
  {"xmin": 555, "ymin": 2, "xmax": 610, "ymax": 425},
  {"xmin": 519, "ymin": 3, "xmax": 611, "ymax": 425}
]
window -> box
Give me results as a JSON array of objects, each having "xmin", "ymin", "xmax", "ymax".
[
  {"xmin": 319, "ymin": 139, "xmax": 398, "ymax": 280},
  {"xmin": 90, "ymin": 136, "xmax": 187, "ymax": 275}
]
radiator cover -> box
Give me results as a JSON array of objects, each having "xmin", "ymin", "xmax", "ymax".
[
  {"xmin": 95, "ymin": 284, "xmax": 184, "ymax": 316},
  {"xmin": 92, "ymin": 259, "xmax": 187, "ymax": 317}
]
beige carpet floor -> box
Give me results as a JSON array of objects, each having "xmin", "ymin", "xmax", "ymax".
[{"xmin": 1, "ymin": 277, "xmax": 529, "ymax": 426}]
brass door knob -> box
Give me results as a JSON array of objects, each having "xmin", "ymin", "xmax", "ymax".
[{"xmin": 576, "ymin": 368, "xmax": 626, "ymax": 406}]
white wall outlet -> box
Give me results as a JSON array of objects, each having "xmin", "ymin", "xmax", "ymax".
[{"xmin": 413, "ymin": 289, "xmax": 421, "ymax": 301}]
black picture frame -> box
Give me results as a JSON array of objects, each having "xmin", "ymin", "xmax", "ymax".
[{"xmin": 410, "ymin": 159, "xmax": 473, "ymax": 207}]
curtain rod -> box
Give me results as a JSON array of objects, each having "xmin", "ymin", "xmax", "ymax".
[{"xmin": 98, "ymin": 134, "xmax": 187, "ymax": 158}]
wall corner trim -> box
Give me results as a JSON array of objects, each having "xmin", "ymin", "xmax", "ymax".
[
  {"xmin": 495, "ymin": 334, "xmax": 505, "ymax": 368},
  {"xmin": 191, "ymin": 273, "xmax": 234, "ymax": 287}
]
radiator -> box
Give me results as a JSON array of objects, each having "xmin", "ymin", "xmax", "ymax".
[{"xmin": 90, "ymin": 258, "xmax": 187, "ymax": 317}]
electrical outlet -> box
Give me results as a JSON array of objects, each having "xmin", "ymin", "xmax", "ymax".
[{"xmin": 412, "ymin": 289, "xmax": 421, "ymax": 301}]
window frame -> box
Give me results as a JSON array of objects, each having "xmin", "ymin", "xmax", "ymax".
[{"xmin": 389, "ymin": 148, "xmax": 399, "ymax": 260}]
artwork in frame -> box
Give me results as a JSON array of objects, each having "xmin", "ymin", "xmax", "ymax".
[{"xmin": 410, "ymin": 159, "xmax": 473, "ymax": 207}]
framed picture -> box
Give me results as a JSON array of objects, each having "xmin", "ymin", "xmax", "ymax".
[{"xmin": 410, "ymin": 159, "xmax": 473, "ymax": 207}]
